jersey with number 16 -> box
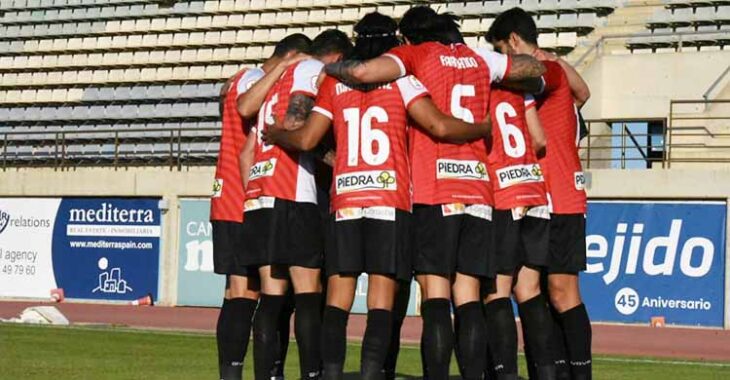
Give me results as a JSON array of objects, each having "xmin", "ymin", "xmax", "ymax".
[{"xmin": 312, "ymin": 75, "xmax": 429, "ymax": 212}]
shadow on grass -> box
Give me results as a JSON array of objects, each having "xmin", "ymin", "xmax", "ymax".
[{"xmin": 342, "ymin": 374, "xmax": 462, "ymax": 379}]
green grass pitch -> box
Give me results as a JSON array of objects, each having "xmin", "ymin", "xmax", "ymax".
[{"xmin": 1, "ymin": 323, "xmax": 728, "ymax": 379}]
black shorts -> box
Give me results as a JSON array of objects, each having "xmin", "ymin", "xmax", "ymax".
[
  {"xmin": 240, "ymin": 198, "xmax": 324, "ymax": 268},
  {"xmin": 548, "ymin": 213, "xmax": 587, "ymax": 274},
  {"xmin": 411, "ymin": 204, "xmax": 493, "ymax": 278},
  {"xmin": 492, "ymin": 209, "xmax": 550, "ymax": 274},
  {"xmin": 325, "ymin": 209, "xmax": 411, "ymax": 281},
  {"xmin": 211, "ymin": 220, "xmax": 259, "ymax": 277}
]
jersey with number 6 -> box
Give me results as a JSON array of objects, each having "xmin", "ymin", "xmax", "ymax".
[
  {"xmin": 246, "ymin": 59, "xmax": 323, "ymax": 204},
  {"xmin": 487, "ymin": 88, "xmax": 547, "ymax": 209},
  {"xmin": 385, "ymin": 42, "xmax": 511, "ymax": 206},
  {"xmin": 535, "ymin": 61, "xmax": 586, "ymax": 214},
  {"xmin": 312, "ymin": 75, "xmax": 429, "ymax": 211}
]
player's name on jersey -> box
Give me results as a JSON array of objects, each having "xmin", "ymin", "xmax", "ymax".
[
  {"xmin": 496, "ymin": 164, "xmax": 544, "ymax": 189},
  {"xmin": 436, "ymin": 159, "xmax": 489, "ymax": 181},
  {"xmin": 439, "ymin": 55, "xmax": 479, "ymax": 69},
  {"xmin": 249, "ymin": 159, "xmax": 277, "ymax": 181},
  {"xmin": 336, "ymin": 170, "xmax": 397, "ymax": 194},
  {"xmin": 335, "ymin": 82, "xmax": 392, "ymax": 95}
]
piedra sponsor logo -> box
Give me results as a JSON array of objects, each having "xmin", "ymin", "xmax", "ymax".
[
  {"xmin": 496, "ymin": 164, "xmax": 543, "ymax": 189},
  {"xmin": 436, "ymin": 159, "xmax": 488, "ymax": 181},
  {"xmin": 249, "ymin": 159, "xmax": 277, "ymax": 181},
  {"xmin": 336, "ymin": 170, "xmax": 396, "ymax": 194}
]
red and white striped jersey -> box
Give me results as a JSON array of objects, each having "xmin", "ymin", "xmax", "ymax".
[
  {"xmin": 384, "ymin": 42, "xmax": 511, "ymax": 206},
  {"xmin": 211, "ymin": 67, "xmax": 264, "ymax": 222},
  {"xmin": 487, "ymin": 88, "xmax": 547, "ymax": 209},
  {"xmin": 313, "ymin": 75, "xmax": 429, "ymax": 212},
  {"xmin": 246, "ymin": 59, "xmax": 324, "ymax": 204},
  {"xmin": 536, "ymin": 61, "xmax": 586, "ymax": 214}
]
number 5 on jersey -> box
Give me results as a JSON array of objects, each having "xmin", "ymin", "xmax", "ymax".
[{"xmin": 343, "ymin": 106, "xmax": 390, "ymax": 167}]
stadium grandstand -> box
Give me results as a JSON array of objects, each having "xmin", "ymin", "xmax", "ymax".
[{"xmin": 1, "ymin": 0, "xmax": 727, "ymax": 169}]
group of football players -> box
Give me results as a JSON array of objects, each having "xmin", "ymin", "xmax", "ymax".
[{"xmin": 209, "ymin": 5, "xmax": 592, "ymax": 380}]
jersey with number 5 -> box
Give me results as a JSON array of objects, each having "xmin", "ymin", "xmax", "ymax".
[
  {"xmin": 312, "ymin": 75, "xmax": 429, "ymax": 211},
  {"xmin": 246, "ymin": 59, "xmax": 323, "ymax": 204},
  {"xmin": 487, "ymin": 88, "xmax": 547, "ymax": 209},
  {"xmin": 384, "ymin": 42, "xmax": 511, "ymax": 206}
]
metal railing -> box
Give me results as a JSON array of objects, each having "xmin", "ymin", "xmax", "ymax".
[
  {"xmin": 0, "ymin": 127, "xmax": 221, "ymax": 171},
  {"xmin": 581, "ymin": 99, "xmax": 730, "ymax": 169}
]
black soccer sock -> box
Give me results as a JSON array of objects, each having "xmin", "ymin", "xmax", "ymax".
[
  {"xmin": 272, "ymin": 294, "xmax": 294, "ymax": 378},
  {"xmin": 217, "ymin": 298, "xmax": 258, "ymax": 380},
  {"xmin": 295, "ymin": 292, "xmax": 324, "ymax": 379},
  {"xmin": 548, "ymin": 304, "xmax": 571, "ymax": 380},
  {"xmin": 384, "ymin": 282, "xmax": 410, "ymax": 380},
  {"xmin": 321, "ymin": 305, "xmax": 349, "ymax": 380},
  {"xmin": 254, "ymin": 294, "xmax": 287, "ymax": 380},
  {"xmin": 517, "ymin": 304, "xmax": 538, "ymax": 380},
  {"xmin": 420, "ymin": 298, "xmax": 454, "ymax": 380},
  {"xmin": 518, "ymin": 294, "xmax": 557, "ymax": 379},
  {"xmin": 454, "ymin": 301, "xmax": 487, "ymax": 380},
  {"xmin": 557, "ymin": 304, "xmax": 592, "ymax": 380},
  {"xmin": 484, "ymin": 298, "xmax": 518, "ymax": 378},
  {"xmin": 361, "ymin": 309, "xmax": 393, "ymax": 380}
]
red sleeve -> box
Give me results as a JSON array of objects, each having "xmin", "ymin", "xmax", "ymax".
[
  {"xmin": 541, "ymin": 60, "xmax": 565, "ymax": 94},
  {"xmin": 312, "ymin": 76, "xmax": 337, "ymax": 120},
  {"xmin": 383, "ymin": 44, "xmax": 420, "ymax": 76}
]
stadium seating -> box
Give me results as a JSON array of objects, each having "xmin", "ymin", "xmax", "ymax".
[{"xmin": 10, "ymin": 0, "xmax": 697, "ymax": 168}]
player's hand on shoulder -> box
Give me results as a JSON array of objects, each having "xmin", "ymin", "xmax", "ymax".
[
  {"xmin": 283, "ymin": 52, "xmax": 311, "ymax": 68},
  {"xmin": 262, "ymin": 125, "xmax": 286, "ymax": 145}
]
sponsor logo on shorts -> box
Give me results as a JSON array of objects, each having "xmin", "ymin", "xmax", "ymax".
[
  {"xmin": 511, "ymin": 205, "xmax": 550, "ymax": 221},
  {"xmin": 212, "ymin": 178, "xmax": 223, "ymax": 198},
  {"xmin": 574, "ymin": 171, "xmax": 586, "ymax": 190},
  {"xmin": 249, "ymin": 159, "xmax": 277, "ymax": 181},
  {"xmin": 436, "ymin": 159, "xmax": 488, "ymax": 181},
  {"xmin": 335, "ymin": 206, "xmax": 396, "ymax": 222},
  {"xmin": 244, "ymin": 196, "xmax": 276, "ymax": 212},
  {"xmin": 335, "ymin": 170, "xmax": 396, "ymax": 194},
  {"xmin": 496, "ymin": 164, "xmax": 543, "ymax": 189},
  {"xmin": 441, "ymin": 203, "xmax": 492, "ymax": 221}
]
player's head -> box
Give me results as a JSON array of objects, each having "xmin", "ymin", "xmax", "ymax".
[
  {"xmin": 349, "ymin": 12, "xmax": 400, "ymax": 61},
  {"xmin": 398, "ymin": 6, "xmax": 442, "ymax": 45},
  {"xmin": 271, "ymin": 33, "xmax": 312, "ymax": 59},
  {"xmin": 310, "ymin": 29, "xmax": 354, "ymax": 64},
  {"xmin": 438, "ymin": 13, "xmax": 465, "ymax": 44},
  {"xmin": 485, "ymin": 7, "xmax": 539, "ymax": 54}
]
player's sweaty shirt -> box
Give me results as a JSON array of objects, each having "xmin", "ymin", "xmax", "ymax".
[
  {"xmin": 246, "ymin": 59, "xmax": 323, "ymax": 204},
  {"xmin": 487, "ymin": 88, "xmax": 548, "ymax": 210},
  {"xmin": 313, "ymin": 75, "xmax": 429, "ymax": 212},
  {"xmin": 211, "ymin": 68, "xmax": 264, "ymax": 222},
  {"xmin": 535, "ymin": 61, "xmax": 586, "ymax": 214},
  {"xmin": 384, "ymin": 42, "xmax": 510, "ymax": 206}
]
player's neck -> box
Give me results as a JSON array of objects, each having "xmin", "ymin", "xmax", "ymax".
[{"xmin": 261, "ymin": 58, "xmax": 281, "ymax": 73}]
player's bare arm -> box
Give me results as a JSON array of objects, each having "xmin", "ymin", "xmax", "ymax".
[
  {"xmin": 557, "ymin": 58, "xmax": 590, "ymax": 108},
  {"xmin": 237, "ymin": 53, "xmax": 310, "ymax": 119},
  {"xmin": 324, "ymin": 55, "xmax": 402, "ymax": 85},
  {"xmin": 239, "ymin": 128, "xmax": 257, "ymax": 188},
  {"xmin": 283, "ymin": 93, "xmax": 316, "ymax": 130},
  {"xmin": 264, "ymin": 112, "xmax": 332, "ymax": 151},
  {"xmin": 525, "ymin": 106, "xmax": 547, "ymax": 158},
  {"xmin": 407, "ymin": 96, "xmax": 491, "ymax": 144}
]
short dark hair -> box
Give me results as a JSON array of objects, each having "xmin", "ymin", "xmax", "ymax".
[
  {"xmin": 273, "ymin": 33, "xmax": 311, "ymax": 57},
  {"xmin": 350, "ymin": 12, "xmax": 400, "ymax": 61},
  {"xmin": 310, "ymin": 29, "xmax": 353, "ymax": 58},
  {"xmin": 398, "ymin": 6, "xmax": 442, "ymax": 45},
  {"xmin": 485, "ymin": 7, "xmax": 538, "ymax": 45}
]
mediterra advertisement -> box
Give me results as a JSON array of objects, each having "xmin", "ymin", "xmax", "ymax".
[{"xmin": 0, "ymin": 197, "xmax": 161, "ymax": 301}]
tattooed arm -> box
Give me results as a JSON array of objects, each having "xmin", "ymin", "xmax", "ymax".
[
  {"xmin": 324, "ymin": 55, "xmax": 403, "ymax": 85},
  {"xmin": 282, "ymin": 93, "xmax": 316, "ymax": 130},
  {"xmin": 500, "ymin": 54, "xmax": 547, "ymax": 94}
]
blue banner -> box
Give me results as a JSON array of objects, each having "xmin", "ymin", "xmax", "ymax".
[
  {"xmin": 176, "ymin": 199, "xmax": 225, "ymax": 307},
  {"xmin": 51, "ymin": 198, "xmax": 161, "ymax": 301},
  {"xmin": 582, "ymin": 201, "xmax": 726, "ymax": 327}
]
